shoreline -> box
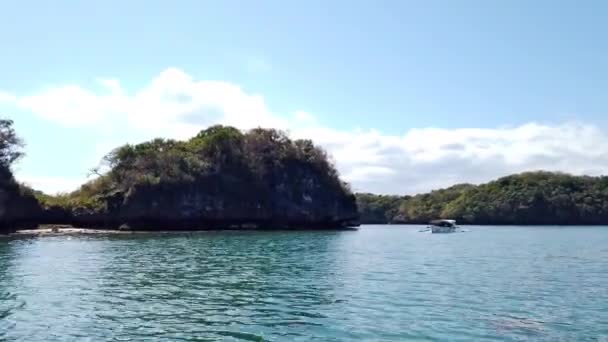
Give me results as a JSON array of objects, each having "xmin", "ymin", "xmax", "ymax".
[
  {"xmin": 3, "ymin": 224, "xmax": 360, "ymax": 237},
  {"xmin": 5, "ymin": 224, "xmax": 607, "ymax": 238},
  {"xmin": 7, "ymin": 226, "xmax": 141, "ymax": 237}
]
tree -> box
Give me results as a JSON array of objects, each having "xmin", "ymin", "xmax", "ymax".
[{"xmin": 0, "ymin": 119, "xmax": 23, "ymax": 168}]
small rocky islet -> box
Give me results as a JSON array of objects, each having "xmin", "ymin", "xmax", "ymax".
[{"xmin": 1, "ymin": 121, "xmax": 359, "ymax": 233}]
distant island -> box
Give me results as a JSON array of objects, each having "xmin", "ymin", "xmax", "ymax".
[
  {"xmin": 0, "ymin": 119, "xmax": 358, "ymax": 233},
  {"xmin": 357, "ymin": 172, "xmax": 608, "ymax": 225}
]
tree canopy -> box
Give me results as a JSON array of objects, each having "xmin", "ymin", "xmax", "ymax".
[
  {"xmin": 357, "ymin": 172, "xmax": 608, "ymax": 225},
  {"xmin": 356, "ymin": 193, "xmax": 409, "ymax": 224},
  {"xmin": 0, "ymin": 119, "xmax": 23, "ymax": 170},
  {"xmin": 90, "ymin": 125, "xmax": 344, "ymax": 193}
]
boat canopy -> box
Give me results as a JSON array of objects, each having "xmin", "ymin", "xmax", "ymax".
[{"xmin": 429, "ymin": 219, "xmax": 456, "ymax": 226}]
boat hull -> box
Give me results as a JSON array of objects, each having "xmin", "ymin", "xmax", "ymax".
[{"xmin": 431, "ymin": 226, "xmax": 457, "ymax": 233}]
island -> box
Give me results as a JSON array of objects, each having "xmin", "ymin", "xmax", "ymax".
[
  {"xmin": 357, "ymin": 172, "xmax": 608, "ymax": 225},
  {"xmin": 1, "ymin": 119, "xmax": 359, "ymax": 232}
]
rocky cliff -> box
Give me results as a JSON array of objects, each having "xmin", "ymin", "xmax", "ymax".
[
  {"xmin": 0, "ymin": 167, "xmax": 42, "ymax": 233},
  {"xmin": 42, "ymin": 126, "xmax": 359, "ymax": 230},
  {"xmin": 65, "ymin": 175, "xmax": 358, "ymax": 230}
]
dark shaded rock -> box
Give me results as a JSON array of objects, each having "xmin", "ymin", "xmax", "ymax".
[
  {"xmin": 40, "ymin": 205, "xmax": 72, "ymax": 224},
  {"xmin": 0, "ymin": 167, "xmax": 42, "ymax": 233},
  {"xmin": 69, "ymin": 172, "xmax": 359, "ymax": 230}
]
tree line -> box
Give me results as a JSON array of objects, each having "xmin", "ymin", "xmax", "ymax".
[{"xmin": 357, "ymin": 172, "xmax": 608, "ymax": 225}]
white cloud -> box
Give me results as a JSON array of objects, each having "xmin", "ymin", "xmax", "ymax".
[
  {"xmin": 97, "ymin": 78, "xmax": 123, "ymax": 95},
  {"xmin": 14, "ymin": 68, "xmax": 287, "ymax": 139},
  {"xmin": 19, "ymin": 175, "xmax": 87, "ymax": 195},
  {"xmin": 344, "ymin": 166, "xmax": 397, "ymax": 182},
  {"xmin": 16, "ymin": 84, "xmax": 124, "ymax": 127},
  {"xmin": 0, "ymin": 91, "xmax": 17, "ymax": 103},
  {"xmin": 298, "ymin": 122, "xmax": 608, "ymax": 194},
  {"xmin": 293, "ymin": 110, "xmax": 316, "ymax": 124},
  {"xmin": 6, "ymin": 68, "xmax": 608, "ymax": 195}
]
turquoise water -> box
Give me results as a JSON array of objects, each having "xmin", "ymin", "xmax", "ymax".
[{"xmin": 1, "ymin": 226, "xmax": 608, "ymax": 341}]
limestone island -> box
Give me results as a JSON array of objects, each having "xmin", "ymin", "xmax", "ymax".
[{"xmin": 1, "ymin": 121, "xmax": 359, "ymax": 234}]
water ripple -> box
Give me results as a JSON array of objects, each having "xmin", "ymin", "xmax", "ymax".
[{"xmin": 1, "ymin": 227, "xmax": 608, "ymax": 341}]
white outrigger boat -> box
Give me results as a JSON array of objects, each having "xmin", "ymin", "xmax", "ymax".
[{"xmin": 429, "ymin": 219, "xmax": 458, "ymax": 233}]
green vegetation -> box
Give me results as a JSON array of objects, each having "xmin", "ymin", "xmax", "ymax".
[
  {"xmin": 0, "ymin": 119, "xmax": 23, "ymax": 170},
  {"xmin": 38, "ymin": 125, "xmax": 357, "ymax": 229},
  {"xmin": 357, "ymin": 172, "xmax": 608, "ymax": 225},
  {"xmin": 440, "ymin": 172, "xmax": 608, "ymax": 224},
  {"xmin": 398, "ymin": 184, "xmax": 475, "ymax": 223},
  {"xmin": 356, "ymin": 193, "xmax": 409, "ymax": 224},
  {"xmin": 0, "ymin": 119, "xmax": 41, "ymax": 231}
]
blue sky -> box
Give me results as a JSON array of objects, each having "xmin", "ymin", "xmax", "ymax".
[{"xmin": 1, "ymin": 0, "xmax": 608, "ymax": 194}]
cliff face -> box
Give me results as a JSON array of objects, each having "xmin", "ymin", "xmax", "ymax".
[
  {"xmin": 69, "ymin": 177, "xmax": 357, "ymax": 230},
  {"xmin": 0, "ymin": 168, "xmax": 41, "ymax": 232},
  {"xmin": 50, "ymin": 126, "xmax": 359, "ymax": 230}
]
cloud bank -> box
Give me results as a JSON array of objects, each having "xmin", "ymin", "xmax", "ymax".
[{"xmin": 5, "ymin": 68, "xmax": 608, "ymax": 194}]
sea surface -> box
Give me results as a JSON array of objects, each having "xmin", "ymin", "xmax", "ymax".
[{"xmin": 1, "ymin": 225, "xmax": 608, "ymax": 341}]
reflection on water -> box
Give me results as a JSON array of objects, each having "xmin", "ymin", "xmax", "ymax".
[{"xmin": 1, "ymin": 226, "xmax": 608, "ymax": 341}]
